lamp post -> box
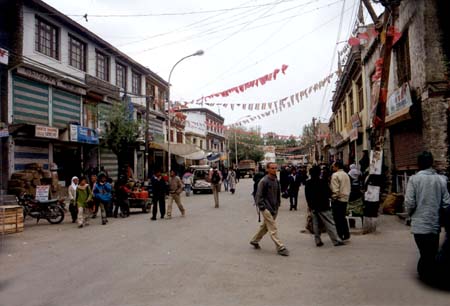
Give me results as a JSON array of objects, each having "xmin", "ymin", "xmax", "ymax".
[{"xmin": 166, "ymin": 50, "xmax": 204, "ymax": 173}]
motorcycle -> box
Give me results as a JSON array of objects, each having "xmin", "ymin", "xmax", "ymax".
[{"xmin": 18, "ymin": 193, "xmax": 66, "ymax": 224}]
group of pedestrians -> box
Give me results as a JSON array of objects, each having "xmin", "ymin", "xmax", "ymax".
[
  {"xmin": 67, "ymin": 172, "xmax": 114, "ymax": 228},
  {"xmin": 249, "ymin": 162, "xmax": 348, "ymax": 257}
]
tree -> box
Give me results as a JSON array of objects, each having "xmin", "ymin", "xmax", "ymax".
[
  {"xmin": 228, "ymin": 127, "xmax": 264, "ymax": 165},
  {"xmin": 100, "ymin": 101, "xmax": 142, "ymax": 179}
]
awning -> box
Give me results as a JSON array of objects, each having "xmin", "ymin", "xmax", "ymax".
[
  {"xmin": 150, "ymin": 142, "xmax": 206, "ymax": 159},
  {"xmin": 207, "ymin": 152, "xmax": 222, "ymax": 162}
]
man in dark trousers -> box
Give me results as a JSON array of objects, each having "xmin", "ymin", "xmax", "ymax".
[
  {"xmin": 287, "ymin": 167, "xmax": 301, "ymax": 211},
  {"xmin": 305, "ymin": 165, "xmax": 344, "ymax": 247},
  {"xmin": 250, "ymin": 162, "xmax": 289, "ymax": 256},
  {"xmin": 330, "ymin": 160, "xmax": 351, "ymax": 241},
  {"xmin": 405, "ymin": 151, "xmax": 450, "ymax": 284},
  {"xmin": 151, "ymin": 170, "xmax": 167, "ymax": 220}
]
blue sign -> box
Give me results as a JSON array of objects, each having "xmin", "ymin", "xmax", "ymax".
[{"xmin": 70, "ymin": 125, "xmax": 99, "ymax": 144}]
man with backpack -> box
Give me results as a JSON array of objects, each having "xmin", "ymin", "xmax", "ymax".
[
  {"xmin": 250, "ymin": 162, "xmax": 290, "ymax": 256},
  {"xmin": 209, "ymin": 166, "xmax": 222, "ymax": 208}
]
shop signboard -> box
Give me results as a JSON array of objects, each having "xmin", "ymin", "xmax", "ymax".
[
  {"xmin": 0, "ymin": 128, "xmax": 9, "ymax": 138},
  {"xmin": 351, "ymin": 113, "xmax": 361, "ymax": 128},
  {"xmin": 70, "ymin": 124, "xmax": 99, "ymax": 144},
  {"xmin": 349, "ymin": 128, "xmax": 358, "ymax": 142},
  {"xmin": 387, "ymin": 82, "xmax": 413, "ymax": 116},
  {"xmin": 0, "ymin": 47, "xmax": 8, "ymax": 65},
  {"xmin": 35, "ymin": 125, "xmax": 59, "ymax": 139},
  {"xmin": 35, "ymin": 185, "xmax": 50, "ymax": 201}
]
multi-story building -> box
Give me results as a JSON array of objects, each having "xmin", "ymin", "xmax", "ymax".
[
  {"xmin": 0, "ymin": 0, "xmax": 168, "ymax": 187},
  {"xmin": 179, "ymin": 108, "xmax": 227, "ymax": 166},
  {"xmin": 329, "ymin": 43, "xmax": 366, "ymax": 166},
  {"xmin": 328, "ymin": 0, "xmax": 450, "ymax": 194}
]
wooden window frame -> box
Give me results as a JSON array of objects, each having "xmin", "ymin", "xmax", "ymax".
[
  {"xmin": 132, "ymin": 71, "xmax": 141, "ymax": 95},
  {"xmin": 68, "ymin": 35, "xmax": 86, "ymax": 71},
  {"xmin": 96, "ymin": 50, "xmax": 109, "ymax": 81},
  {"xmin": 35, "ymin": 16, "xmax": 59, "ymax": 60},
  {"xmin": 116, "ymin": 62, "xmax": 127, "ymax": 90}
]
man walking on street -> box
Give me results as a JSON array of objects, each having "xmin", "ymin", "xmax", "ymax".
[
  {"xmin": 167, "ymin": 170, "xmax": 185, "ymax": 219},
  {"xmin": 330, "ymin": 161, "xmax": 351, "ymax": 241},
  {"xmin": 92, "ymin": 172, "xmax": 111, "ymax": 225},
  {"xmin": 405, "ymin": 151, "xmax": 450, "ymax": 284},
  {"xmin": 151, "ymin": 170, "xmax": 167, "ymax": 220},
  {"xmin": 209, "ymin": 166, "xmax": 222, "ymax": 208},
  {"xmin": 305, "ymin": 165, "xmax": 344, "ymax": 247},
  {"xmin": 250, "ymin": 162, "xmax": 289, "ymax": 256}
]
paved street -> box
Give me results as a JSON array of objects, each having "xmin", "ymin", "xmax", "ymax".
[{"xmin": 1, "ymin": 178, "xmax": 450, "ymax": 306}]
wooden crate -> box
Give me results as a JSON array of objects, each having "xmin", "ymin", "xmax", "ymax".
[{"xmin": 0, "ymin": 205, "xmax": 24, "ymax": 234}]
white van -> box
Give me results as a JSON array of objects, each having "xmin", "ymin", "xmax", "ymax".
[{"xmin": 191, "ymin": 165, "xmax": 213, "ymax": 194}]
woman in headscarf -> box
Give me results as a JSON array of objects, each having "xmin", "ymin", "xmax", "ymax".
[
  {"xmin": 76, "ymin": 176, "xmax": 92, "ymax": 228},
  {"xmin": 348, "ymin": 164, "xmax": 362, "ymax": 201},
  {"xmin": 68, "ymin": 176, "xmax": 79, "ymax": 223}
]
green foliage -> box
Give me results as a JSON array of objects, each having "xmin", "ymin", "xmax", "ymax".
[
  {"xmin": 100, "ymin": 101, "xmax": 142, "ymax": 165},
  {"xmin": 228, "ymin": 127, "xmax": 299, "ymax": 165}
]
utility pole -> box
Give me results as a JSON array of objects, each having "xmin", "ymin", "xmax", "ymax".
[
  {"xmin": 144, "ymin": 95, "xmax": 152, "ymax": 181},
  {"xmin": 372, "ymin": 3, "xmax": 400, "ymax": 151},
  {"xmin": 312, "ymin": 117, "xmax": 317, "ymax": 164}
]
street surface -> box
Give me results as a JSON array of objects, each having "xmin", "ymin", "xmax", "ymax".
[{"xmin": 1, "ymin": 178, "xmax": 450, "ymax": 306}]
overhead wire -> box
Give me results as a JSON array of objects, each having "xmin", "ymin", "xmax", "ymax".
[
  {"xmin": 129, "ymin": 0, "xmax": 327, "ymax": 54},
  {"xmin": 195, "ymin": 0, "xmax": 343, "ymax": 92},
  {"xmin": 60, "ymin": 0, "xmax": 303, "ymax": 17},
  {"xmin": 205, "ymin": 0, "xmax": 288, "ymax": 51},
  {"xmin": 317, "ymin": 0, "xmax": 348, "ymax": 120}
]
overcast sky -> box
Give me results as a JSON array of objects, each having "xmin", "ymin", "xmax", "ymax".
[{"xmin": 43, "ymin": 0, "xmax": 383, "ymax": 136}]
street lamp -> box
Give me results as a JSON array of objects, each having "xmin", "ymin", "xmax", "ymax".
[{"xmin": 166, "ymin": 50, "xmax": 204, "ymax": 173}]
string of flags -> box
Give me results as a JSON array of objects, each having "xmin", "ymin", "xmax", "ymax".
[
  {"xmin": 173, "ymin": 71, "xmax": 335, "ymax": 113},
  {"xmin": 347, "ymin": 25, "xmax": 402, "ymax": 47},
  {"xmin": 200, "ymin": 64, "xmax": 289, "ymax": 101}
]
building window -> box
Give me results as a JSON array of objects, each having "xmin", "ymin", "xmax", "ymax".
[
  {"xmin": 132, "ymin": 71, "xmax": 141, "ymax": 95},
  {"xmin": 170, "ymin": 130, "xmax": 174, "ymax": 142},
  {"xmin": 200, "ymin": 140, "xmax": 203, "ymax": 149},
  {"xmin": 35, "ymin": 16, "xmax": 59, "ymax": 59},
  {"xmin": 176, "ymin": 132, "xmax": 183, "ymax": 143},
  {"xmin": 68, "ymin": 35, "xmax": 86, "ymax": 71},
  {"xmin": 193, "ymin": 138, "xmax": 197, "ymax": 145},
  {"xmin": 83, "ymin": 103, "xmax": 97, "ymax": 129},
  {"xmin": 395, "ymin": 31, "xmax": 411, "ymax": 86},
  {"xmin": 96, "ymin": 50, "xmax": 109, "ymax": 81},
  {"xmin": 357, "ymin": 78, "xmax": 364, "ymax": 112},
  {"xmin": 116, "ymin": 63, "xmax": 127, "ymax": 90}
]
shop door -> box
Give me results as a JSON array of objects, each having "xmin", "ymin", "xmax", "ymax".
[{"xmin": 53, "ymin": 145, "xmax": 82, "ymax": 187}]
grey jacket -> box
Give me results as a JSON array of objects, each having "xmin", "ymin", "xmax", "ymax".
[
  {"xmin": 255, "ymin": 175, "xmax": 281, "ymax": 215},
  {"xmin": 404, "ymin": 168, "xmax": 450, "ymax": 234}
]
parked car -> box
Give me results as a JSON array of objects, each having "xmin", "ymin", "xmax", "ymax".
[{"xmin": 191, "ymin": 165, "xmax": 213, "ymax": 194}]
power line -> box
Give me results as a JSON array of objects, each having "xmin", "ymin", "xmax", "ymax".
[
  {"xmin": 195, "ymin": 0, "xmax": 343, "ymax": 91},
  {"xmin": 129, "ymin": 0, "xmax": 328, "ymax": 54},
  {"xmin": 61, "ymin": 0, "xmax": 303, "ymax": 17},
  {"xmin": 317, "ymin": 0, "xmax": 348, "ymax": 120}
]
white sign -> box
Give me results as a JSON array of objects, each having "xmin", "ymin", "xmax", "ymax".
[
  {"xmin": 0, "ymin": 48, "xmax": 8, "ymax": 65},
  {"xmin": 387, "ymin": 83, "xmax": 413, "ymax": 116},
  {"xmin": 35, "ymin": 185, "xmax": 50, "ymax": 201},
  {"xmin": 0, "ymin": 128, "xmax": 9, "ymax": 138},
  {"xmin": 369, "ymin": 150, "xmax": 383, "ymax": 175},
  {"xmin": 35, "ymin": 125, "xmax": 59, "ymax": 139},
  {"xmin": 364, "ymin": 185, "xmax": 380, "ymax": 202}
]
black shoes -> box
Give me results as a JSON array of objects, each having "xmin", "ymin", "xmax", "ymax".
[
  {"xmin": 277, "ymin": 247, "xmax": 290, "ymax": 256},
  {"xmin": 250, "ymin": 241, "xmax": 261, "ymax": 249},
  {"xmin": 316, "ymin": 241, "xmax": 324, "ymax": 247}
]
